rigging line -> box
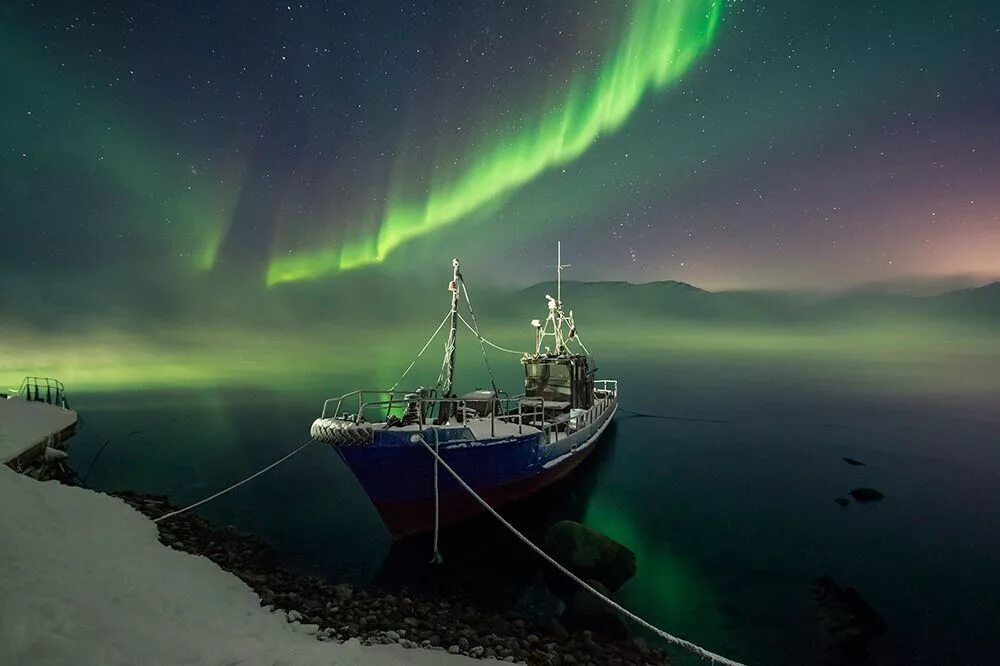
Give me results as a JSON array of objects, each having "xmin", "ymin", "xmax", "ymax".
[
  {"xmin": 617, "ymin": 407, "xmax": 732, "ymax": 425},
  {"xmin": 456, "ymin": 313, "xmax": 525, "ymax": 355},
  {"xmin": 411, "ymin": 433, "xmax": 748, "ymax": 666},
  {"xmin": 390, "ymin": 311, "xmax": 452, "ymax": 391},
  {"xmin": 458, "ymin": 277, "xmax": 500, "ymax": 398},
  {"xmin": 153, "ymin": 438, "xmax": 317, "ymax": 524}
]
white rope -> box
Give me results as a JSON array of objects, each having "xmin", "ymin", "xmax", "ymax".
[
  {"xmin": 429, "ymin": 429, "xmax": 443, "ymax": 564},
  {"xmin": 390, "ymin": 312, "xmax": 452, "ymax": 391},
  {"xmin": 153, "ymin": 438, "xmax": 317, "ymax": 523},
  {"xmin": 456, "ymin": 313, "xmax": 525, "ymax": 355},
  {"xmin": 411, "ymin": 434, "xmax": 747, "ymax": 666}
]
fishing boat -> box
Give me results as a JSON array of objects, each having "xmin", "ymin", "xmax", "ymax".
[{"xmin": 310, "ymin": 245, "xmax": 618, "ymax": 538}]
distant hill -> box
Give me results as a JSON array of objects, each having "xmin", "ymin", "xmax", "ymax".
[
  {"xmin": 509, "ymin": 279, "xmax": 1000, "ymax": 326},
  {"xmin": 928, "ymin": 281, "xmax": 1000, "ymax": 320},
  {"xmin": 514, "ymin": 279, "xmax": 814, "ymax": 324},
  {"xmin": 2, "ymin": 267, "xmax": 995, "ymax": 332}
]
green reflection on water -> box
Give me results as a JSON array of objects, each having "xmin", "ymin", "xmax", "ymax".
[
  {"xmin": 3, "ymin": 317, "xmax": 998, "ymax": 400},
  {"xmin": 583, "ymin": 498, "xmax": 739, "ymax": 663}
]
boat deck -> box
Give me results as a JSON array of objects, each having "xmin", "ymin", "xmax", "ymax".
[
  {"xmin": 370, "ymin": 418, "xmax": 542, "ymax": 438},
  {"xmin": 0, "ymin": 398, "xmax": 78, "ymax": 466}
]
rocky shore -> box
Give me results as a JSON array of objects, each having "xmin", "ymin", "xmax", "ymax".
[{"xmin": 115, "ymin": 492, "xmax": 671, "ymax": 665}]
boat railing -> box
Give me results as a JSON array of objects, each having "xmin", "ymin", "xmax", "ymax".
[
  {"xmin": 320, "ymin": 381, "xmax": 616, "ymax": 444},
  {"xmin": 322, "ymin": 389, "xmax": 434, "ymax": 421},
  {"xmin": 538, "ymin": 387, "xmax": 616, "ymax": 441},
  {"xmin": 594, "ymin": 379, "xmax": 618, "ymax": 395},
  {"xmin": 322, "ymin": 389, "xmax": 549, "ymax": 440}
]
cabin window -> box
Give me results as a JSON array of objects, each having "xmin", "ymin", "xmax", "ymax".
[{"xmin": 548, "ymin": 364, "xmax": 570, "ymax": 379}]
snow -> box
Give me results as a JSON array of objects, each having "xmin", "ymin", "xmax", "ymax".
[
  {"xmin": 369, "ymin": 418, "xmax": 540, "ymax": 439},
  {"xmin": 0, "ymin": 397, "xmax": 77, "ymax": 463},
  {"xmin": 0, "ymin": 466, "xmax": 506, "ymax": 666},
  {"xmin": 462, "ymin": 417, "xmax": 540, "ymax": 440}
]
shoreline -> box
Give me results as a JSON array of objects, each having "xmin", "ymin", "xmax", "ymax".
[{"xmin": 114, "ymin": 490, "xmax": 671, "ymax": 665}]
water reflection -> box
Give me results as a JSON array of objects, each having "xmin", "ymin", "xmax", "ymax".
[
  {"xmin": 373, "ymin": 422, "xmax": 620, "ymax": 609},
  {"xmin": 62, "ymin": 341, "xmax": 1000, "ymax": 666}
]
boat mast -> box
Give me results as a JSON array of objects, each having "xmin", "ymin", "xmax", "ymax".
[{"xmin": 442, "ymin": 258, "xmax": 461, "ymax": 396}]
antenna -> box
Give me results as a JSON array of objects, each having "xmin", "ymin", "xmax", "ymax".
[
  {"xmin": 538, "ymin": 242, "xmax": 578, "ymax": 356},
  {"xmin": 554, "ymin": 241, "xmax": 571, "ymax": 304}
]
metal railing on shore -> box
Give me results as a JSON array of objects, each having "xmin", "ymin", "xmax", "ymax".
[{"xmin": 8, "ymin": 377, "xmax": 69, "ymax": 409}]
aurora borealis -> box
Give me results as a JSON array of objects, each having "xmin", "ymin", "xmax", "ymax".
[
  {"xmin": 3, "ymin": 0, "xmax": 999, "ymax": 301},
  {"xmin": 5, "ymin": 7, "xmax": 1000, "ymax": 663},
  {"xmin": 267, "ymin": 0, "xmax": 721, "ymax": 284}
]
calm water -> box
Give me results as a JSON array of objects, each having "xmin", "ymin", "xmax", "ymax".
[{"xmin": 68, "ymin": 352, "xmax": 1000, "ymax": 665}]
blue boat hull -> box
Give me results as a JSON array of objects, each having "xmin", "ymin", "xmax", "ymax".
[{"xmin": 336, "ymin": 400, "xmax": 617, "ymax": 537}]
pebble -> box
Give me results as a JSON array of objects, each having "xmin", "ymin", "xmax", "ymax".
[{"xmin": 112, "ymin": 491, "xmax": 673, "ymax": 666}]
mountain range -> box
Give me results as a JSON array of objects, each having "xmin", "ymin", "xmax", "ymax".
[{"xmin": 513, "ymin": 279, "xmax": 1000, "ymax": 325}]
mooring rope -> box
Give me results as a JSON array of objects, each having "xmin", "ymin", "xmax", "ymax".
[
  {"xmin": 617, "ymin": 407, "xmax": 732, "ymax": 425},
  {"xmin": 411, "ymin": 433, "xmax": 747, "ymax": 666},
  {"xmin": 456, "ymin": 313, "xmax": 525, "ymax": 355},
  {"xmin": 153, "ymin": 438, "xmax": 317, "ymax": 523},
  {"xmin": 76, "ymin": 416, "xmax": 115, "ymax": 484},
  {"xmin": 429, "ymin": 429, "xmax": 444, "ymax": 564}
]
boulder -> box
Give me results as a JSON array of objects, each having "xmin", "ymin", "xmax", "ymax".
[
  {"xmin": 835, "ymin": 498, "xmax": 850, "ymax": 508},
  {"xmin": 543, "ymin": 521, "xmax": 636, "ymax": 596},
  {"xmin": 849, "ymin": 488, "xmax": 884, "ymax": 503},
  {"xmin": 562, "ymin": 579, "xmax": 627, "ymax": 639},
  {"xmin": 511, "ymin": 573, "xmax": 565, "ymax": 627},
  {"xmin": 813, "ymin": 575, "xmax": 886, "ymax": 663}
]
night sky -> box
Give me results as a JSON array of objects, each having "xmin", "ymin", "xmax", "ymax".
[{"xmin": 4, "ymin": 0, "xmax": 999, "ymax": 297}]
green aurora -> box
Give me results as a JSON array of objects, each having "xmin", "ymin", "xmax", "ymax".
[
  {"xmin": 265, "ymin": 0, "xmax": 722, "ymax": 286},
  {"xmin": 0, "ymin": 24, "xmax": 241, "ymax": 273}
]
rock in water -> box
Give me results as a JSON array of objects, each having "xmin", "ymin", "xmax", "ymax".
[
  {"xmin": 849, "ymin": 488, "xmax": 885, "ymax": 503},
  {"xmin": 511, "ymin": 573, "xmax": 565, "ymax": 627},
  {"xmin": 842, "ymin": 457, "xmax": 866, "ymax": 466},
  {"xmin": 813, "ymin": 575, "xmax": 886, "ymax": 663},
  {"xmin": 543, "ymin": 521, "xmax": 637, "ymax": 596},
  {"xmin": 562, "ymin": 579, "xmax": 627, "ymax": 639},
  {"xmin": 835, "ymin": 497, "xmax": 850, "ymax": 507}
]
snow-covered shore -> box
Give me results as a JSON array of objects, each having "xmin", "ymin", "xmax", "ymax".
[{"xmin": 0, "ymin": 466, "xmax": 501, "ymax": 666}]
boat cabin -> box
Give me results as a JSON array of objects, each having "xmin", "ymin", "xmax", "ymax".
[{"xmin": 522, "ymin": 354, "xmax": 595, "ymax": 410}]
